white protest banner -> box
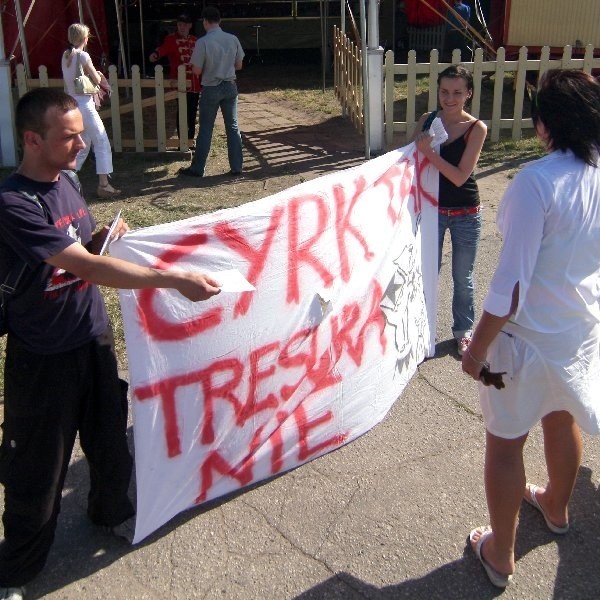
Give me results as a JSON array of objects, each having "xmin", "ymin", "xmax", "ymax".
[{"xmin": 111, "ymin": 145, "xmax": 439, "ymax": 543}]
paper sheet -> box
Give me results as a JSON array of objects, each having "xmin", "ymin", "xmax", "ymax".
[{"xmin": 209, "ymin": 269, "xmax": 255, "ymax": 292}]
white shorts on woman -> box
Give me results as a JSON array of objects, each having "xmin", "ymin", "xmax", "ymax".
[{"xmin": 479, "ymin": 320, "xmax": 600, "ymax": 439}]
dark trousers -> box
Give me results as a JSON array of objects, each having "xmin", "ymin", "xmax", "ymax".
[
  {"xmin": 177, "ymin": 91, "xmax": 200, "ymax": 140},
  {"xmin": 0, "ymin": 327, "xmax": 134, "ymax": 587},
  {"xmin": 445, "ymin": 30, "xmax": 472, "ymax": 61}
]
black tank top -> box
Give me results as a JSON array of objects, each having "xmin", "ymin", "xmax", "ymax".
[{"xmin": 438, "ymin": 122, "xmax": 480, "ymax": 208}]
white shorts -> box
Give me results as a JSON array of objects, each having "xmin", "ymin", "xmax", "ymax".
[{"xmin": 479, "ymin": 320, "xmax": 600, "ymax": 439}]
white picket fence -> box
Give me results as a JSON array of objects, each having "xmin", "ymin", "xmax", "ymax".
[
  {"xmin": 384, "ymin": 44, "xmax": 600, "ymax": 145},
  {"xmin": 15, "ymin": 63, "xmax": 193, "ymax": 152},
  {"xmin": 14, "ymin": 41, "xmax": 600, "ymax": 156},
  {"xmin": 333, "ymin": 26, "xmax": 363, "ymax": 132}
]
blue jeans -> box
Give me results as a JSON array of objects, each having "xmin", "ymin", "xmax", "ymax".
[
  {"xmin": 438, "ymin": 210, "xmax": 481, "ymax": 339},
  {"xmin": 191, "ymin": 81, "xmax": 243, "ymax": 176}
]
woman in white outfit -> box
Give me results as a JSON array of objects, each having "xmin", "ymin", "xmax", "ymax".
[
  {"xmin": 61, "ymin": 23, "xmax": 119, "ymax": 197},
  {"xmin": 463, "ymin": 69, "xmax": 600, "ymax": 588}
]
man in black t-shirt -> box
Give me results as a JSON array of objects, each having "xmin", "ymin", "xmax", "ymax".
[{"xmin": 0, "ymin": 88, "xmax": 222, "ymax": 599}]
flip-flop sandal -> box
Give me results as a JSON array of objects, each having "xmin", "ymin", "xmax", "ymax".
[
  {"xmin": 469, "ymin": 526, "xmax": 513, "ymax": 588},
  {"xmin": 524, "ymin": 483, "xmax": 569, "ymax": 534}
]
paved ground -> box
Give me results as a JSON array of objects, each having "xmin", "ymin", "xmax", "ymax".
[{"xmin": 2, "ymin": 92, "xmax": 600, "ymax": 600}]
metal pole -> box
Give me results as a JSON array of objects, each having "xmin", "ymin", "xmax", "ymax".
[
  {"xmin": 77, "ymin": 0, "xmax": 84, "ymax": 22},
  {"xmin": 9, "ymin": 0, "xmax": 36, "ymax": 58},
  {"xmin": 114, "ymin": 0, "xmax": 128, "ymax": 78},
  {"xmin": 320, "ymin": 0, "xmax": 326, "ymax": 92},
  {"xmin": 13, "ymin": 0, "xmax": 30, "ymax": 77},
  {"xmin": 340, "ymin": 0, "xmax": 345, "ymax": 35},
  {"xmin": 139, "ymin": 0, "xmax": 146, "ymax": 77},
  {"xmin": 359, "ymin": 0, "xmax": 369, "ymax": 159},
  {"xmin": 124, "ymin": 0, "xmax": 131, "ymax": 77}
]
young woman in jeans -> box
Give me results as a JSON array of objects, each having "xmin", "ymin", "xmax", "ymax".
[{"xmin": 412, "ymin": 64, "xmax": 487, "ymax": 355}]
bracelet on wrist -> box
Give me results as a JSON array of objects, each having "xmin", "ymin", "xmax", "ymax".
[{"xmin": 466, "ymin": 347, "xmax": 490, "ymax": 369}]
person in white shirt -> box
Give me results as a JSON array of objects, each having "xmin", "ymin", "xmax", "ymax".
[
  {"xmin": 61, "ymin": 23, "xmax": 119, "ymax": 197},
  {"xmin": 463, "ymin": 69, "xmax": 600, "ymax": 588}
]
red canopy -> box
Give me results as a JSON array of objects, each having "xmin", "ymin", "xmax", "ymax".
[
  {"xmin": 1, "ymin": 0, "xmax": 109, "ymax": 77},
  {"xmin": 404, "ymin": 0, "xmax": 446, "ymax": 26}
]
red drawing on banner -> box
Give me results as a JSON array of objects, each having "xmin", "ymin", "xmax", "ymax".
[
  {"xmin": 137, "ymin": 230, "xmax": 222, "ymax": 341},
  {"xmin": 411, "ymin": 150, "xmax": 438, "ymax": 213},
  {"xmin": 214, "ymin": 206, "xmax": 285, "ymax": 318},
  {"xmin": 287, "ymin": 194, "xmax": 333, "ymax": 303},
  {"xmin": 134, "ymin": 279, "xmax": 385, "ymax": 501},
  {"xmin": 333, "ymin": 176, "xmax": 374, "ymax": 282}
]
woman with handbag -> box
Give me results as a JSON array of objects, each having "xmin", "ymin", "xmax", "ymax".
[{"xmin": 62, "ymin": 23, "xmax": 120, "ymax": 198}]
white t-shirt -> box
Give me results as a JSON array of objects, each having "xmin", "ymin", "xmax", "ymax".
[
  {"xmin": 62, "ymin": 49, "xmax": 93, "ymax": 97},
  {"xmin": 484, "ymin": 149, "xmax": 600, "ymax": 332}
]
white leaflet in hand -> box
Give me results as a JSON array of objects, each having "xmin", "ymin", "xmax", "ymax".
[
  {"xmin": 429, "ymin": 117, "xmax": 448, "ymax": 151},
  {"xmin": 208, "ymin": 269, "xmax": 255, "ymax": 292},
  {"xmin": 99, "ymin": 209, "xmax": 122, "ymax": 256}
]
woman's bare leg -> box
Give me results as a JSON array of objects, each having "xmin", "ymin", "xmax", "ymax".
[
  {"xmin": 526, "ymin": 411, "xmax": 581, "ymax": 528},
  {"xmin": 471, "ymin": 430, "xmax": 528, "ymax": 575}
]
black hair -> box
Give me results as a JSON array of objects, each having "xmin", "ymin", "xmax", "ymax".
[
  {"xmin": 437, "ymin": 64, "xmax": 474, "ymax": 92},
  {"xmin": 15, "ymin": 88, "xmax": 78, "ymax": 143},
  {"xmin": 202, "ymin": 6, "xmax": 221, "ymax": 23},
  {"xmin": 532, "ymin": 69, "xmax": 600, "ymax": 166}
]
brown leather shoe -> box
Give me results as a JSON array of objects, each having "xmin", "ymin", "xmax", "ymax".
[{"xmin": 97, "ymin": 183, "xmax": 121, "ymax": 198}]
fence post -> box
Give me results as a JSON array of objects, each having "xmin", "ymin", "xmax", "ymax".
[
  {"xmin": 471, "ymin": 48, "xmax": 484, "ymax": 118},
  {"xmin": 384, "ymin": 49, "xmax": 394, "ymax": 147},
  {"xmin": 39, "ymin": 65, "xmax": 48, "ymax": 88},
  {"xmin": 109, "ymin": 65, "xmax": 122, "ymax": 152},
  {"xmin": 177, "ymin": 64, "xmax": 189, "ymax": 152},
  {"xmin": 539, "ymin": 46, "xmax": 551, "ymax": 81},
  {"xmin": 16, "ymin": 64, "xmax": 27, "ymax": 97},
  {"xmin": 405, "ymin": 50, "xmax": 417, "ymax": 140},
  {"xmin": 583, "ymin": 44, "xmax": 594, "ymax": 74},
  {"xmin": 155, "ymin": 66, "xmax": 167, "ymax": 152},
  {"xmin": 490, "ymin": 47, "xmax": 506, "ymax": 142},
  {"xmin": 561, "ymin": 45, "xmax": 573, "ymax": 69},
  {"xmin": 132, "ymin": 65, "xmax": 144, "ymax": 152},
  {"xmin": 512, "ymin": 47, "xmax": 528, "ymax": 141},
  {"xmin": 428, "ymin": 49, "xmax": 439, "ymax": 113}
]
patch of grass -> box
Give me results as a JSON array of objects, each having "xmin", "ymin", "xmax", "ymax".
[
  {"xmin": 480, "ymin": 133, "xmax": 545, "ymax": 168},
  {"xmin": 265, "ymin": 87, "xmax": 341, "ymax": 116}
]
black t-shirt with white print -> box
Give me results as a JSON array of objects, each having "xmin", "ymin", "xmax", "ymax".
[{"xmin": 0, "ymin": 172, "xmax": 108, "ymax": 353}]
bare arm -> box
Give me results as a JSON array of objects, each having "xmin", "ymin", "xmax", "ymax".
[
  {"xmin": 415, "ymin": 120, "xmax": 487, "ymax": 187},
  {"xmin": 461, "ymin": 283, "xmax": 519, "ymax": 379},
  {"xmin": 86, "ymin": 217, "xmax": 128, "ymax": 256},
  {"xmin": 235, "ymin": 59, "xmax": 243, "ymax": 71},
  {"xmin": 410, "ymin": 113, "xmax": 430, "ymax": 143},
  {"xmin": 82, "ymin": 55, "xmax": 102, "ymax": 86},
  {"xmin": 46, "ymin": 241, "xmax": 221, "ymax": 302}
]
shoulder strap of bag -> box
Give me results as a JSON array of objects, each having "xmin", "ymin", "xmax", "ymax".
[
  {"xmin": 61, "ymin": 169, "xmax": 82, "ymax": 195},
  {"xmin": 75, "ymin": 50, "xmax": 83, "ymax": 76},
  {"xmin": 422, "ymin": 110, "xmax": 438, "ymax": 132}
]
